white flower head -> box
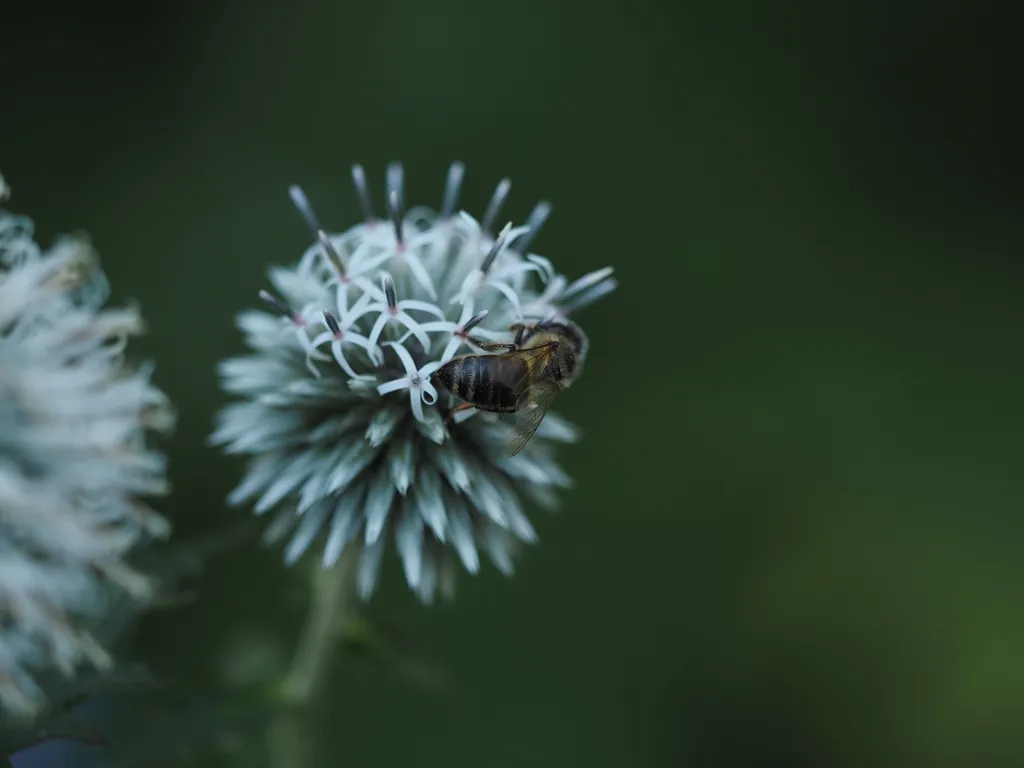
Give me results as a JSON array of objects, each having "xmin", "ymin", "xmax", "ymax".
[
  {"xmin": 213, "ymin": 162, "xmax": 616, "ymax": 603},
  {"xmin": 0, "ymin": 192, "xmax": 174, "ymax": 719}
]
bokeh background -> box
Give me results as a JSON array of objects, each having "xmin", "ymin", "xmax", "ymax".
[{"xmin": 4, "ymin": 1, "xmax": 1024, "ymax": 766}]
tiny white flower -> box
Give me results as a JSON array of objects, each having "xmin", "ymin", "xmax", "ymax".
[
  {"xmin": 308, "ymin": 310, "xmax": 381, "ymax": 379},
  {"xmin": 346, "ymin": 273, "xmax": 446, "ymax": 352},
  {"xmin": 401, "ymin": 301, "xmax": 500, "ymax": 364},
  {"xmin": 0, "ymin": 188, "xmax": 174, "ymax": 718},
  {"xmin": 212, "ymin": 162, "xmax": 616, "ymax": 603},
  {"xmin": 376, "ymin": 342, "xmax": 441, "ymax": 424}
]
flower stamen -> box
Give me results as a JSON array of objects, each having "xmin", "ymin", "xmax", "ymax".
[
  {"xmin": 377, "ymin": 341, "xmax": 441, "ymax": 423},
  {"xmin": 347, "ymin": 274, "xmax": 446, "ymax": 351},
  {"xmin": 308, "ymin": 309, "xmax": 381, "ymax": 378},
  {"xmin": 288, "ymin": 185, "xmax": 323, "ymax": 238},
  {"xmin": 481, "ymin": 222, "xmax": 513, "ymax": 274},
  {"xmin": 260, "ymin": 290, "xmax": 329, "ymax": 375},
  {"xmin": 258, "ymin": 289, "xmax": 301, "ymax": 323},
  {"xmin": 480, "ymin": 178, "xmax": 511, "ymax": 234},
  {"xmin": 387, "ymin": 163, "xmax": 405, "ymax": 247},
  {"xmin": 317, "ymin": 230, "xmax": 347, "ymax": 276},
  {"xmin": 558, "ymin": 266, "xmax": 618, "ymax": 314},
  {"xmin": 449, "ymin": 221, "xmax": 538, "ymax": 316},
  {"xmin": 440, "ymin": 161, "xmax": 465, "ymax": 218},
  {"xmin": 351, "ymin": 164, "xmax": 376, "ymax": 225},
  {"xmin": 511, "ymin": 200, "xmax": 552, "ymax": 255}
]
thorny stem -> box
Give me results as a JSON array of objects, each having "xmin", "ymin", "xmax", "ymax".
[{"xmin": 269, "ymin": 549, "xmax": 357, "ymax": 768}]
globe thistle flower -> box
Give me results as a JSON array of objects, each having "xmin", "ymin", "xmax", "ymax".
[
  {"xmin": 213, "ymin": 162, "xmax": 616, "ymax": 603},
  {"xmin": 0, "ymin": 188, "xmax": 174, "ymax": 719}
]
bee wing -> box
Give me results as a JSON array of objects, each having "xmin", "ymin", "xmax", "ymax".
[
  {"xmin": 508, "ymin": 342, "xmax": 557, "ymax": 364},
  {"xmin": 508, "ymin": 380, "xmax": 559, "ymax": 457}
]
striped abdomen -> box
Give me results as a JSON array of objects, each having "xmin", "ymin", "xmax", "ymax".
[{"xmin": 433, "ymin": 354, "xmax": 528, "ymax": 413}]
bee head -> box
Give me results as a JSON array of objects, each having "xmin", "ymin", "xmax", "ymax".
[{"xmin": 547, "ymin": 320, "xmax": 588, "ymax": 386}]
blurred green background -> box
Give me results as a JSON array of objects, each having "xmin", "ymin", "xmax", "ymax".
[{"xmin": 4, "ymin": 1, "xmax": 1024, "ymax": 766}]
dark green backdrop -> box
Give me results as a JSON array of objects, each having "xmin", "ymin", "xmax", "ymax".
[{"xmin": 3, "ymin": 1, "xmax": 1024, "ymax": 766}]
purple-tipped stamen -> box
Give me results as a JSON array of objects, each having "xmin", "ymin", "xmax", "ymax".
[
  {"xmin": 561, "ymin": 277, "xmax": 618, "ymax": 315},
  {"xmin": 481, "ymin": 222, "xmax": 512, "ymax": 273},
  {"xmin": 480, "ymin": 178, "xmax": 511, "ymax": 234},
  {"xmin": 317, "ymin": 230, "xmax": 346, "ymax": 275},
  {"xmin": 288, "ymin": 185, "xmax": 323, "ymax": 237},
  {"xmin": 259, "ymin": 290, "xmax": 295, "ymax": 319},
  {"xmin": 560, "ymin": 266, "xmax": 615, "ymax": 301},
  {"xmin": 323, "ymin": 309, "xmax": 342, "ymax": 336},
  {"xmin": 387, "ymin": 162, "xmax": 405, "ymax": 213},
  {"xmin": 381, "ymin": 274, "xmax": 398, "ymax": 310},
  {"xmin": 387, "ymin": 188, "xmax": 404, "ymax": 246},
  {"xmin": 462, "ymin": 309, "xmax": 489, "ymax": 333},
  {"xmin": 441, "ymin": 162, "xmax": 465, "ymax": 218},
  {"xmin": 511, "ymin": 200, "xmax": 551, "ymax": 253},
  {"xmin": 351, "ymin": 164, "xmax": 376, "ymax": 223}
]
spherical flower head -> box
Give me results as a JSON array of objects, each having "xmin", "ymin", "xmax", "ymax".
[
  {"xmin": 213, "ymin": 162, "xmax": 616, "ymax": 603},
  {"xmin": 0, "ymin": 191, "xmax": 174, "ymax": 719}
]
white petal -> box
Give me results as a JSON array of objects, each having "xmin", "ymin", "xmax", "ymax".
[
  {"xmin": 485, "ymin": 279, "xmax": 523, "ymax": 319},
  {"xmin": 451, "ymin": 269, "xmax": 483, "ymax": 305},
  {"xmin": 351, "ymin": 275, "xmax": 386, "ymax": 303},
  {"xmin": 525, "ymin": 254, "xmax": 555, "ymax": 283},
  {"xmin": 403, "ymin": 320, "xmax": 456, "ymax": 337},
  {"xmin": 382, "ymin": 340, "xmax": 418, "ymax": 376},
  {"xmin": 377, "ymin": 376, "xmax": 412, "ymax": 396},
  {"xmin": 309, "ymin": 330, "xmax": 334, "ymax": 348},
  {"xmin": 399, "ymin": 299, "xmax": 446, "ymax": 319},
  {"xmin": 331, "ymin": 341, "xmax": 359, "ymax": 378},
  {"xmin": 402, "ymin": 249, "xmax": 438, "ymax": 299},
  {"xmin": 440, "ymin": 336, "xmax": 463, "ymax": 364},
  {"xmin": 366, "ymin": 312, "xmax": 391, "ymax": 350},
  {"xmin": 344, "ymin": 297, "xmax": 382, "ymax": 330},
  {"xmin": 351, "ymin": 247, "xmax": 393, "ymax": 276},
  {"xmin": 419, "ymin": 362, "xmax": 441, "ymax": 402},
  {"xmin": 396, "ymin": 312, "xmax": 432, "ymax": 351},
  {"xmin": 408, "ymin": 387, "xmax": 425, "ymax": 422}
]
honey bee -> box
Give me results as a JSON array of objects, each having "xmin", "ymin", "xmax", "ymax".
[{"xmin": 432, "ymin": 317, "xmax": 589, "ymax": 456}]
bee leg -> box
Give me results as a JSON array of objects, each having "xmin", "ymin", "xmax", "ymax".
[
  {"xmin": 471, "ymin": 340, "xmax": 518, "ymax": 352},
  {"xmin": 508, "ymin": 323, "xmax": 528, "ymax": 346},
  {"xmin": 444, "ymin": 402, "xmax": 476, "ymax": 424}
]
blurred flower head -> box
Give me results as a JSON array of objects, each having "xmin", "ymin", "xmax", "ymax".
[
  {"xmin": 213, "ymin": 162, "xmax": 615, "ymax": 602},
  {"xmin": 0, "ymin": 186, "xmax": 174, "ymax": 719}
]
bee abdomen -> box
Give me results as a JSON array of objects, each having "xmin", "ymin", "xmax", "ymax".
[
  {"xmin": 434, "ymin": 356, "xmax": 484, "ymax": 401},
  {"xmin": 435, "ymin": 355, "xmax": 520, "ymax": 413}
]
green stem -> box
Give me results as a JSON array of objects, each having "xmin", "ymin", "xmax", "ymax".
[{"xmin": 270, "ymin": 550, "xmax": 357, "ymax": 768}]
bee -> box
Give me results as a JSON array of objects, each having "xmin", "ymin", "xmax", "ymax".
[{"xmin": 432, "ymin": 317, "xmax": 589, "ymax": 456}]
